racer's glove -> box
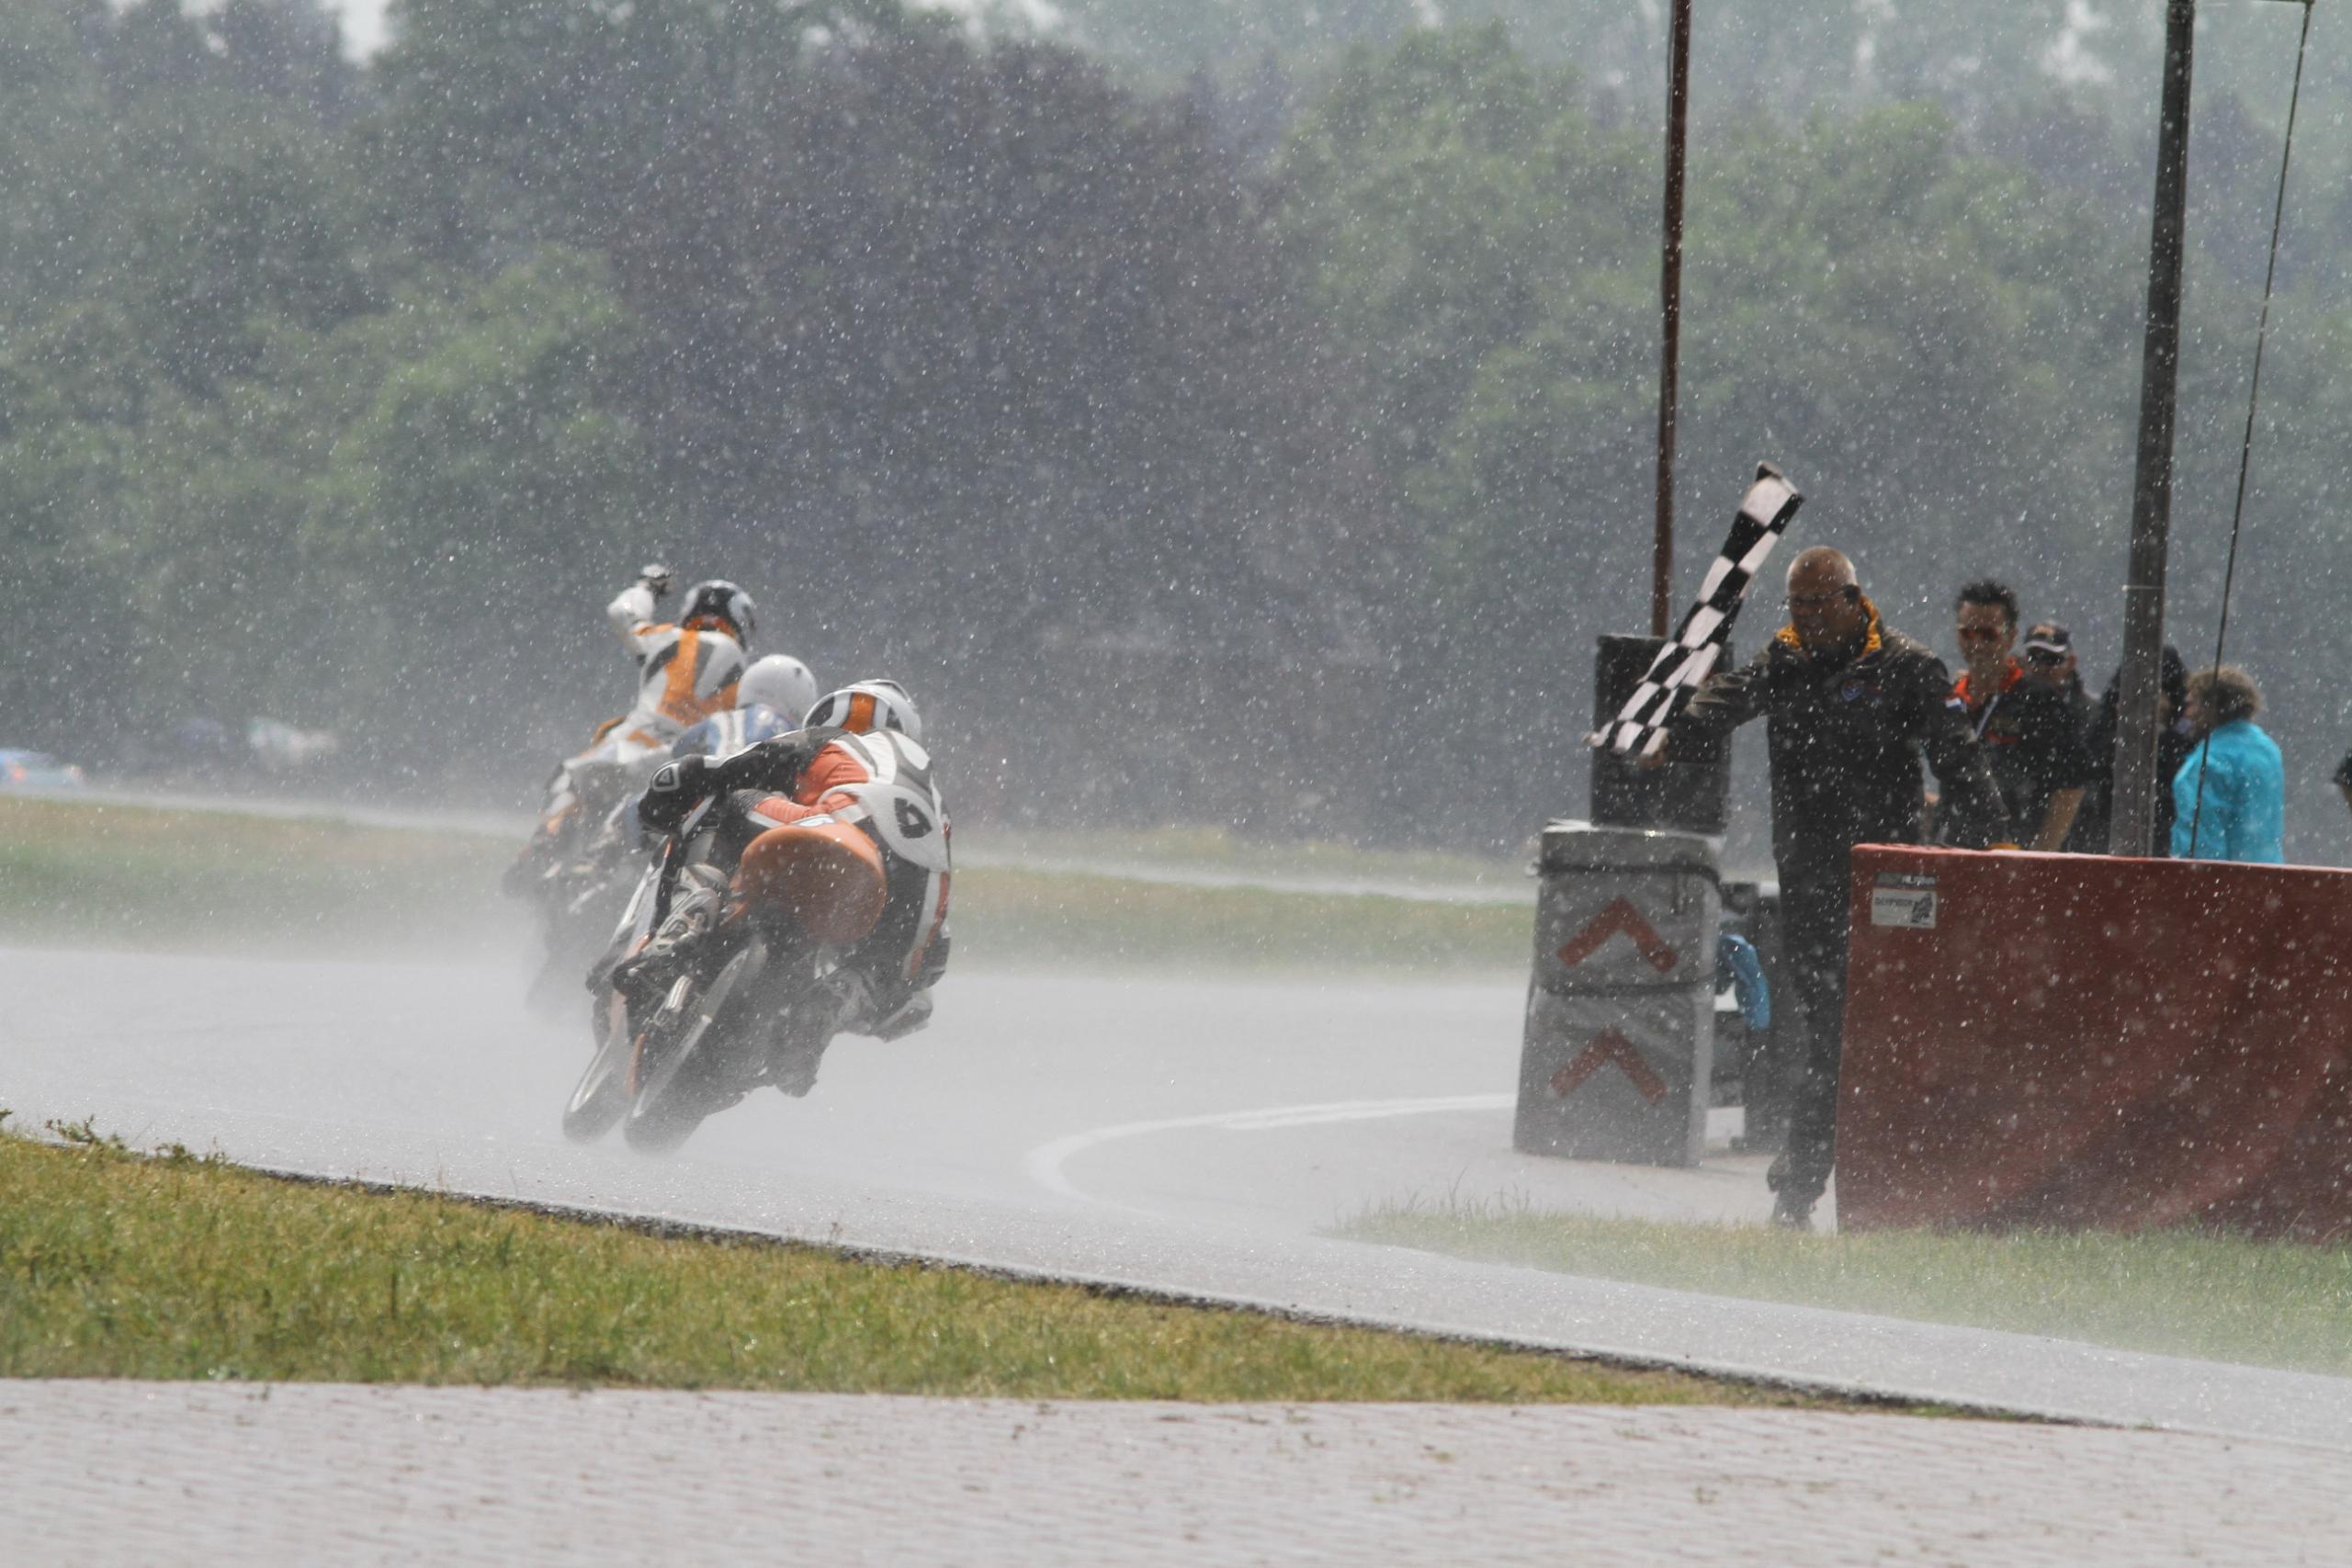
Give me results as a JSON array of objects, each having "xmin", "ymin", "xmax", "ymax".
[
  {"xmin": 638, "ymin": 563, "xmax": 677, "ymax": 601},
  {"xmin": 637, "ymin": 753, "xmax": 713, "ymax": 836}
]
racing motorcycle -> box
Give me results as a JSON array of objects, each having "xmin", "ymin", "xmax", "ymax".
[
  {"xmin": 560, "ymin": 791, "xmax": 895, "ymax": 1154},
  {"xmin": 513, "ymin": 755, "xmax": 665, "ymax": 1020}
]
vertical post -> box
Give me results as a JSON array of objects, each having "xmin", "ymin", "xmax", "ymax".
[
  {"xmin": 2114, "ymin": 0, "xmax": 2197, "ymax": 856},
  {"xmin": 1653, "ymin": 0, "xmax": 1692, "ymax": 638}
]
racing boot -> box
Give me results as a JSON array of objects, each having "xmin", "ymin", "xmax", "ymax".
[
  {"xmin": 610, "ymin": 865, "xmax": 729, "ymax": 1012},
  {"xmin": 817, "ymin": 968, "xmax": 933, "ymax": 1040},
  {"xmin": 866, "ymin": 987, "xmax": 933, "ymax": 1043}
]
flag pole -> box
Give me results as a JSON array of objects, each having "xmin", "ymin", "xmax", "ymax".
[{"xmin": 1653, "ymin": 0, "xmax": 1692, "ymax": 637}]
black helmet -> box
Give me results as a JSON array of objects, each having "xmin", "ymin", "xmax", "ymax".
[{"xmin": 679, "ymin": 580, "xmax": 755, "ymax": 646}]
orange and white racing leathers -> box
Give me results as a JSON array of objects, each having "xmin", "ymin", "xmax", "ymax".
[
  {"xmin": 636, "ymin": 726, "xmax": 952, "ymax": 1024},
  {"xmin": 598, "ymin": 581, "xmax": 749, "ymax": 754},
  {"xmin": 530, "ymin": 583, "xmax": 750, "ymax": 846}
]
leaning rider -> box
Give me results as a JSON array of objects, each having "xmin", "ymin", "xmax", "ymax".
[
  {"xmin": 597, "ymin": 567, "xmax": 757, "ymax": 757},
  {"xmin": 513, "ymin": 567, "xmax": 757, "ymax": 883},
  {"xmin": 618, "ymin": 681, "xmax": 952, "ymax": 1056},
  {"xmin": 668, "ymin": 654, "xmax": 820, "ymax": 761}
]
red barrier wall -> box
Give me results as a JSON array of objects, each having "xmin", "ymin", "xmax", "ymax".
[{"xmin": 1838, "ymin": 845, "xmax": 2352, "ymax": 1240}]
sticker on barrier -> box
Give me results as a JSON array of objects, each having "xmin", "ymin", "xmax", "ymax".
[{"xmin": 1868, "ymin": 872, "xmax": 1938, "ymax": 930}]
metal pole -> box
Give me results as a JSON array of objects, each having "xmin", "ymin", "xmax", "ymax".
[
  {"xmin": 2113, "ymin": 0, "xmax": 2197, "ymax": 857},
  {"xmin": 1652, "ymin": 0, "xmax": 1692, "ymax": 638}
]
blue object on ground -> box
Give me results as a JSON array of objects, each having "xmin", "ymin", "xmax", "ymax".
[{"xmin": 1715, "ymin": 931, "xmax": 1770, "ymax": 1029}]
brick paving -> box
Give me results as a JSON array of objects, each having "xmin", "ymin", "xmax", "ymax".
[{"xmin": 0, "ymin": 1382, "xmax": 2335, "ymax": 1566}]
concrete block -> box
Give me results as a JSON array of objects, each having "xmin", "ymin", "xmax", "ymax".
[
  {"xmin": 1514, "ymin": 985, "xmax": 1713, "ymax": 1167},
  {"xmin": 1532, "ymin": 823, "xmax": 1721, "ymax": 996}
]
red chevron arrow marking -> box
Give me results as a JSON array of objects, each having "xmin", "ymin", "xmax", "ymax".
[
  {"xmin": 1555, "ymin": 897, "xmax": 1679, "ymax": 973},
  {"xmin": 1548, "ymin": 1029, "xmax": 1670, "ymax": 1105}
]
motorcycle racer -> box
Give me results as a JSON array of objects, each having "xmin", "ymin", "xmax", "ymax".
[
  {"xmin": 618, "ymin": 681, "xmax": 950, "ymax": 1065},
  {"xmin": 668, "ymin": 654, "xmax": 820, "ymax": 761},
  {"xmin": 605, "ymin": 569, "xmax": 756, "ymax": 752},
  {"xmin": 514, "ymin": 567, "xmax": 755, "ymax": 874},
  {"xmin": 599, "ymin": 654, "xmax": 820, "ymax": 886}
]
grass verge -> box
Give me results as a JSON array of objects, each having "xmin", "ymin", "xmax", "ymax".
[
  {"xmin": 1341, "ymin": 1199, "xmax": 2352, "ymax": 1378},
  {"xmin": 971, "ymin": 823, "xmax": 1526, "ymax": 891},
  {"xmin": 0, "ymin": 795, "xmax": 508, "ymax": 955},
  {"xmin": 952, "ymin": 865, "xmax": 1523, "ymax": 975},
  {"xmin": 0, "ymin": 796, "xmax": 1527, "ymax": 975},
  {"xmin": 0, "ymin": 1127, "xmax": 1819, "ymax": 1404}
]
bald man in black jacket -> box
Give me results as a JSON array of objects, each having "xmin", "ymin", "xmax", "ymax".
[{"xmin": 1671, "ymin": 547, "xmax": 2007, "ymax": 1228}]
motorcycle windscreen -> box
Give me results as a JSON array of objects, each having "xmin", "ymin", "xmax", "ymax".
[{"xmin": 732, "ymin": 819, "xmax": 888, "ymax": 944}]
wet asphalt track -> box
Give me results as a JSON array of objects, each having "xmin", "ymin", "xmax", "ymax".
[{"xmin": 4, "ymin": 942, "xmax": 2348, "ymax": 1449}]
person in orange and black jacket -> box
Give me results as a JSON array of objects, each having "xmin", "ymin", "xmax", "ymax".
[
  {"xmin": 1665, "ymin": 547, "xmax": 2007, "ymax": 1230},
  {"xmin": 1950, "ymin": 581, "xmax": 2094, "ymax": 853}
]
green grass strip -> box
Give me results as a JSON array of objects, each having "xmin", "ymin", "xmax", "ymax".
[
  {"xmin": 974, "ymin": 824, "xmax": 1524, "ymax": 889},
  {"xmin": 0, "ymin": 1129, "xmax": 1820, "ymax": 1404},
  {"xmin": 1342, "ymin": 1200, "xmax": 2352, "ymax": 1377},
  {"xmin": 0, "ymin": 797, "xmax": 1527, "ymax": 974},
  {"xmin": 952, "ymin": 866, "xmax": 1524, "ymax": 974},
  {"xmin": 0, "ymin": 796, "xmax": 507, "ymax": 954}
]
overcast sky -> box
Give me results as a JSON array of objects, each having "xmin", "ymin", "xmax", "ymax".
[{"xmin": 325, "ymin": 0, "xmax": 388, "ymax": 59}]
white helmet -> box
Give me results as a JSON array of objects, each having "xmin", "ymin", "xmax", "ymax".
[
  {"xmin": 805, "ymin": 680, "xmax": 922, "ymax": 742},
  {"xmin": 738, "ymin": 654, "xmax": 819, "ymax": 722}
]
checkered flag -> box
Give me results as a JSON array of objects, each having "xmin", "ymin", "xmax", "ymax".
[{"xmin": 1588, "ymin": 463, "xmax": 1804, "ymax": 760}]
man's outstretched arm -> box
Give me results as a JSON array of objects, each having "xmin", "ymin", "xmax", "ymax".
[{"xmin": 1643, "ymin": 648, "xmax": 1774, "ymax": 770}]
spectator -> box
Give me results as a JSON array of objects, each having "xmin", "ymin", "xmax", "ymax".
[
  {"xmin": 1667, "ymin": 547, "xmax": 2006, "ymax": 1229},
  {"xmin": 2020, "ymin": 622, "xmax": 2090, "ymax": 729},
  {"xmin": 2172, "ymin": 666, "xmax": 2284, "ymax": 863},
  {"xmin": 1951, "ymin": 581, "xmax": 2093, "ymax": 852},
  {"xmin": 2075, "ymin": 646, "xmax": 2193, "ymax": 855}
]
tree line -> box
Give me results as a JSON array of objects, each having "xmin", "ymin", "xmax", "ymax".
[{"xmin": 5, "ymin": 1, "xmax": 2348, "ymax": 853}]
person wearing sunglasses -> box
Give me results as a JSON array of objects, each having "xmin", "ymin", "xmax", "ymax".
[
  {"xmin": 1662, "ymin": 547, "xmax": 2007, "ymax": 1229},
  {"xmin": 2019, "ymin": 622, "xmax": 2090, "ymax": 728},
  {"xmin": 1951, "ymin": 581, "xmax": 2093, "ymax": 854}
]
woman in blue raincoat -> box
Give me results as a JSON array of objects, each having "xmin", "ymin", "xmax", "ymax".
[{"xmin": 2171, "ymin": 665, "xmax": 2285, "ymax": 863}]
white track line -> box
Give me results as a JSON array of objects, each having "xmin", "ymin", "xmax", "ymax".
[{"xmin": 1023, "ymin": 1094, "xmax": 1513, "ymax": 1208}]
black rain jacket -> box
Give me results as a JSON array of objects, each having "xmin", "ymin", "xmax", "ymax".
[{"xmin": 1674, "ymin": 603, "xmax": 2007, "ymax": 886}]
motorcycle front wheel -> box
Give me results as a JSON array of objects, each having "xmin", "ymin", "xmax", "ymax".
[
  {"xmin": 622, "ymin": 941, "xmax": 764, "ymax": 1154},
  {"xmin": 560, "ymin": 992, "xmax": 636, "ymax": 1144}
]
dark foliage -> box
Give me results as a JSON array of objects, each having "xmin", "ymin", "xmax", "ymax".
[{"xmin": 7, "ymin": 2, "xmax": 2350, "ymax": 856}]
